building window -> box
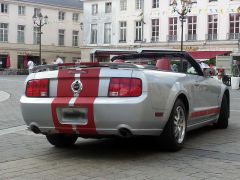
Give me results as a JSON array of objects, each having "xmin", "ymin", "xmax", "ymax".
[
  {"xmin": 58, "ymin": 29, "xmax": 65, "ymax": 46},
  {"xmin": 18, "ymin": 6, "xmax": 25, "ymax": 15},
  {"xmin": 33, "ymin": 27, "xmax": 40, "ymax": 44},
  {"xmin": 59, "ymin": 11, "xmax": 65, "ymax": 21},
  {"xmin": 229, "ymin": 13, "xmax": 240, "ymax": 40},
  {"xmin": 0, "ymin": 23, "xmax": 8, "ymax": 42},
  {"xmin": 92, "ymin": 4, "xmax": 98, "ymax": 15},
  {"xmin": 34, "ymin": 8, "xmax": 41, "ymax": 16},
  {"xmin": 120, "ymin": 0, "xmax": 127, "ymax": 11},
  {"xmin": 17, "ymin": 25, "xmax": 25, "ymax": 43},
  {"xmin": 136, "ymin": 0, "xmax": 144, "ymax": 10},
  {"xmin": 135, "ymin": 21, "xmax": 143, "ymax": 41},
  {"xmin": 72, "ymin": 30, "xmax": 79, "ymax": 47},
  {"xmin": 152, "ymin": 0, "xmax": 159, "ymax": 8},
  {"xmin": 91, "ymin": 24, "xmax": 97, "ymax": 44},
  {"xmin": 168, "ymin": 17, "xmax": 177, "ymax": 41},
  {"xmin": 187, "ymin": 16, "xmax": 197, "ymax": 41},
  {"xmin": 207, "ymin": 14, "xmax": 218, "ymax": 40},
  {"xmin": 119, "ymin": 21, "xmax": 127, "ymax": 42},
  {"xmin": 151, "ymin": 19, "xmax": 159, "ymax": 42},
  {"xmin": 105, "ymin": 2, "xmax": 112, "ymax": 13},
  {"xmin": 104, "ymin": 23, "xmax": 111, "ymax": 44},
  {"xmin": 0, "ymin": 3, "xmax": 8, "ymax": 13},
  {"xmin": 72, "ymin": 13, "xmax": 79, "ymax": 22}
]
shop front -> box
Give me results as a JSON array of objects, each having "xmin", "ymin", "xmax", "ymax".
[
  {"xmin": 17, "ymin": 55, "xmax": 40, "ymax": 69},
  {"xmin": 0, "ymin": 55, "xmax": 8, "ymax": 69}
]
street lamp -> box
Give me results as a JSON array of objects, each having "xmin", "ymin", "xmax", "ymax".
[
  {"xmin": 32, "ymin": 13, "xmax": 48, "ymax": 64},
  {"xmin": 170, "ymin": 0, "xmax": 196, "ymax": 51}
]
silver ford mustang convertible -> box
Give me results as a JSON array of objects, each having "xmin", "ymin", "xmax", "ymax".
[{"xmin": 20, "ymin": 52, "xmax": 230, "ymax": 151}]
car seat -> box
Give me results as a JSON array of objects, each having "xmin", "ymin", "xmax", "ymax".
[{"xmin": 156, "ymin": 58, "xmax": 171, "ymax": 71}]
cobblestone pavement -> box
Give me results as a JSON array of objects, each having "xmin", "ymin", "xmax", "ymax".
[
  {"xmin": 0, "ymin": 75, "xmax": 26, "ymax": 130},
  {"xmin": 1, "ymin": 76, "xmax": 240, "ymax": 180}
]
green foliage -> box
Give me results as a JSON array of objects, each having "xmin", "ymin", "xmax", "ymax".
[{"xmin": 204, "ymin": 58, "xmax": 216, "ymax": 66}]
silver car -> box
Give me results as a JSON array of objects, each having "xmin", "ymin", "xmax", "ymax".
[{"xmin": 20, "ymin": 52, "xmax": 229, "ymax": 151}]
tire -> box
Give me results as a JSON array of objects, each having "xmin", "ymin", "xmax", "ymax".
[
  {"xmin": 46, "ymin": 134, "xmax": 78, "ymax": 147},
  {"xmin": 213, "ymin": 94, "xmax": 229, "ymax": 129},
  {"xmin": 161, "ymin": 99, "xmax": 187, "ymax": 151}
]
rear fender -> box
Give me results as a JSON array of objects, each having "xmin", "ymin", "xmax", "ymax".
[{"xmin": 161, "ymin": 83, "xmax": 191, "ymax": 129}]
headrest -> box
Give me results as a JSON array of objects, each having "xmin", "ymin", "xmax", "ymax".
[
  {"xmin": 156, "ymin": 58, "xmax": 171, "ymax": 71},
  {"xmin": 113, "ymin": 59, "xmax": 124, "ymax": 63}
]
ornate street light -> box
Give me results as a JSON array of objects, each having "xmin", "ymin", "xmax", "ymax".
[
  {"xmin": 32, "ymin": 13, "xmax": 48, "ymax": 64},
  {"xmin": 170, "ymin": 0, "xmax": 196, "ymax": 51}
]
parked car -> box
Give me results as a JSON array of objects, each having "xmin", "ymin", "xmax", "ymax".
[{"xmin": 20, "ymin": 52, "xmax": 230, "ymax": 151}]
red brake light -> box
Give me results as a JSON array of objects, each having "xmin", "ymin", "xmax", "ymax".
[
  {"xmin": 26, "ymin": 79, "xmax": 49, "ymax": 97},
  {"xmin": 108, "ymin": 78, "xmax": 142, "ymax": 97}
]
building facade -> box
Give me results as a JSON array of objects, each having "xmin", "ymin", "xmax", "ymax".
[
  {"xmin": 83, "ymin": 0, "xmax": 240, "ymax": 61},
  {"xmin": 0, "ymin": 0, "xmax": 83, "ymax": 69}
]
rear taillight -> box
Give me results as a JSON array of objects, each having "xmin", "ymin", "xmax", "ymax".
[
  {"xmin": 108, "ymin": 78, "xmax": 142, "ymax": 97},
  {"xmin": 26, "ymin": 79, "xmax": 49, "ymax": 97}
]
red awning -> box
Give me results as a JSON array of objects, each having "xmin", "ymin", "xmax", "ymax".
[
  {"xmin": 188, "ymin": 51, "xmax": 231, "ymax": 60},
  {"xmin": 24, "ymin": 55, "xmax": 28, "ymax": 69}
]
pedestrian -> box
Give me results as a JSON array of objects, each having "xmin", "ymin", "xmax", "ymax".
[
  {"xmin": 42, "ymin": 58, "xmax": 47, "ymax": 65},
  {"xmin": 54, "ymin": 56, "xmax": 63, "ymax": 64},
  {"xmin": 27, "ymin": 60, "xmax": 34, "ymax": 74}
]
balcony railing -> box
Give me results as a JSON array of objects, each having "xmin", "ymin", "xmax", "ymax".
[
  {"xmin": 167, "ymin": 35, "xmax": 177, "ymax": 42},
  {"xmin": 134, "ymin": 39, "xmax": 143, "ymax": 43},
  {"xmin": 119, "ymin": 40, "xmax": 126, "ymax": 43},
  {"xmin": 206, "ymin": 34, "xmax": 218, "ymax": 41},
  {"xmin": 227, "ymin": 33, "xmax": 240, "ymax": 40},
  {"xmin": 186, "ymin": 34, "xmax": 197, "ymax": 41},
  {"xmin": 151, "ymin": 37, "xmax": 159, "ymax": 43}
]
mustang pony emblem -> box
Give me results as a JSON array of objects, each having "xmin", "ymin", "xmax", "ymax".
[{"xmin": 71, "ymin": 80, "xmax": 83, "ymax": 96}]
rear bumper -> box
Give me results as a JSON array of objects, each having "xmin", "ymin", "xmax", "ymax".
[{"xmin": 20, "ymin": 94, "xmax": 166, "ymax": 136}]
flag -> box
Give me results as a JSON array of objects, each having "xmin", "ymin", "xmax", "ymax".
[
  {"xmin": 6, "ymin": 54, "xmax": 11, "ymax": 68},
  {"xmin": 24, "ymin": 55, "xmax": 28, "ymax": 69}
]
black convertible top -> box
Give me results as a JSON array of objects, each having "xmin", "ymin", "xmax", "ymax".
[{"xmin": 111, "ymin": 52, "xmax": 204, "ymax": 76}]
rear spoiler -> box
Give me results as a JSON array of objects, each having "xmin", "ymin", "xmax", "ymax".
[{"xmin": 32, "ymin": 62, "xmax": 140, "ymax": 73}]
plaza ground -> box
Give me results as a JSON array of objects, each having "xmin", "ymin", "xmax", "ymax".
[{"xmin": 1, "ymin": 75, "xmax": 240, "ymax": 180}]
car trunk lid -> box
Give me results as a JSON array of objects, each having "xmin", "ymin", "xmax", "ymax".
[{"xmin": 47, "ymin": 67, "xmax": 134, "ymax": 97}]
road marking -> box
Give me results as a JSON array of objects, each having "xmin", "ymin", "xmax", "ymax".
[
  {"xmin": 0, "ymin": 125, "xmax": 27, "ymax": 136},
  {"xmin": 0, "ymin": 79, "xmax": 25, "ymax": 83},
  {"xmin": 0, "ymin": 91, "xmax": 10, "ymax": 102},
  {"xmin": 230, "ymin": 110, "xmax": 240, "ymax": 112}
]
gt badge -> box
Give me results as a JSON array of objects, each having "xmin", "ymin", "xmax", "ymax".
[{"xmin": 71, "ymin": 80, "xmax": 83, "ymax": 96}]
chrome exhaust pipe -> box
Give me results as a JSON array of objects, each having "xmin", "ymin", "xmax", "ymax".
[
  {"xmin": 118, "ymin": 128, "xmax": 132, "ymax": 138},
  {"xmin": 30, "ymin": 125, "xmax": 41, "ymax": 134}
]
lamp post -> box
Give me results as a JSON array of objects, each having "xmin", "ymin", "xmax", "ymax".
[
  {"xmin": 32, "ymin": 13, "xmax": 48, "ymax": 64},
  {"xmin": 170, "ymin": 0, "xmax": 195, "ymax": 51}
]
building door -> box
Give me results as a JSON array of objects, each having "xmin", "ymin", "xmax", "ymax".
[
  {"xmin": 0, "ymin": 55, "xmax": 7, "ymax": 69},
  {"xmin": 17, "ymin": 55, "xmax": 24, "ymax": 69}
]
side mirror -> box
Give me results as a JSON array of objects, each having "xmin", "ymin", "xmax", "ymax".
[{"xmin": 203, "ymin": 68, "xmax": 215, "ymax": 77}]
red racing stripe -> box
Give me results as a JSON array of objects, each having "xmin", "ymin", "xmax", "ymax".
[
  {"xmin": 75, "ymin": 68, "xmax": 101, "ymax": 135},
  {"xmin": 51, "ymin": 69, "xmax": 75, "ymax": 134},
  {"xmin": 191, "ymin": 107, "xmax": 220, "ymax": 119}
]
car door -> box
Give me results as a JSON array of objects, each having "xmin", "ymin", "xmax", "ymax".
[
  {"xmin": 168, "ymin": 56, "xmax": 202, "ymax": 126},
  {"xmin": 184, "ymin": 58, "xmax": 221, "ymax": 124}
]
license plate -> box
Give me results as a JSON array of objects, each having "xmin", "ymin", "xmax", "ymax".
[{"xmin": 58, "ymin": 107, "xmax": 88, "ymax": 125}]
